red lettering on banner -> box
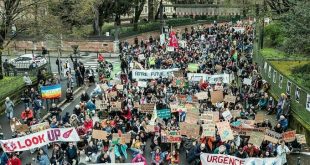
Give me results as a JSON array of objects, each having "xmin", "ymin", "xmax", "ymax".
[
  {"xmin": 17, "ymin": 141, "xmax": 25, "ymax": 149},
  {"xmin": 207, "ymin": 155, "xmax": 212, "ymax": 162},
  {"xmin": 212, "ymin": 156, "xmax": 217, "ymax": 163},
  {"xmin": 223, "ymin": 157, "xmax": 229, "ymax": 164},
  {"xmin": 25, "ymin": 139, "xmax": 32, "ymax": 147},
  {"xmin": 32, "ymin": 137, "xmax": 39, "ymax": 144},
  {"xmin": 55, "ymin": 129, "xmax": 60, "ymax": 140},
  {"xmin": 218, "ymin": 156, "xmax": 223, "ymax": 163},
  {"xmin": 38, "ymin": 134, "xmax": 45, "ymax": 143}
]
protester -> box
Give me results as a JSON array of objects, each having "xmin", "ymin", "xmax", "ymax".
[
  {"xmin": 23, "ymin": 72, "xmax": 32, "ymax": 87},
  {"xmin": 5, "ymin": 97, "xmax": 14, "ymax": 121},
  {"xmin": 277, "ymin": 140, "xmax": 291, "ymax": 165}
]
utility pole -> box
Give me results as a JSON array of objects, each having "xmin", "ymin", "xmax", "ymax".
[{"xmin": 160, "ymin": 0, "xmax": 164, "ymax": 34}]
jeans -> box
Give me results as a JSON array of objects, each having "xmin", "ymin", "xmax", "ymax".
[{"xmin": 276, "ymin": 108, "xmax": 283, "ymax": 120}]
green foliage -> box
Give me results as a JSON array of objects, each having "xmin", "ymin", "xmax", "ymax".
[
  {"xmin": 260, "ymin": 48, "xmax": 307, "ymax": 59},
  {"xmin": 0, "ymin": 76, "xmax": 34, "ymax": 100},
  {"xmin": 264, "ymin": 22, "xmax": 285, "ymax": 47}
]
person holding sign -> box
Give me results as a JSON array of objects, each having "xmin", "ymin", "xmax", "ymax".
[
  {"xmin": 166, "ymin": 150, "xmax": 180, "ymax": 165},
  {"xmin": 277, "ymin": 140, "xmax": 291, "ymax": 165}
]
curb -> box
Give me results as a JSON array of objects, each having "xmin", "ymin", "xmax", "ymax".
[{"xmin": 57, "ymin": 86, "xmax": 83, "ymax": 108}]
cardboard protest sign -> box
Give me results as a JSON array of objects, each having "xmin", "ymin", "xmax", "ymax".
[
  {"xmin": 230, "ymin": 110, "xmax": 241, "ymax": 118},
  {"xmin": 201, "ymin": 113, "xmax": 214, "ymax": 122},
  {"xmin": 215, "ymin": 65, "xmax": 222, "ymax": 73},
  {"xmin": 110, "ymin": 101, "xmax": 122, "ymax": 111},
  {"xmin": 185, "ymin": 112, "xmax": 199, "ymax": 124},
  {"xmin": 243, "ymin": 78, "xmax": 252, "ymax": 85},
  {"xmin": 137, "ymin": 81, "xmax": 147, "ymax": 88},
  {"xmin": 255, "ymin": 113, "xmax": 264, "ymax": 123},
  {"xmin": 92, "ymin": 130, "xmax": 108, "ymax": 140},
  {"xmin": 172, "ymin": 78, "xmax": 185, "ymax": 88},
  {"xmin": 100, "ymin": 84, "xmax": 109, "ymax": 91},
  {"xmin": 157, "ymin": 109, "xmax": 171, "ymax": 119},
  {"xmin": 282, "ymin": 130, "xmax": 296, "ymax": 143},
  {"xmin": 166, "ymin": 131, "xmax": 182, "ymax": 143},
  {"xmin": 213, "ymin": 111, "xmax": 220, "ymax": 122},
  {"xmin": 108, "ymin": 91, "xmax": 117, "ymax": 98},
  {"xmin": 15, "ymin": 124, "xmax": 29, "ymax": 133},
  {"xmin": 222, "ymin": 110, "xmax": 233, "ymax": 121},
  {"xmin": 238, "ymin": 119, "xmax": 255, "ymax": 126},
  {"xmin": 134, "ymin": 102, "xmax": 140, "ymax": 108},
  {"xmin": 140, "ymin": 104, "xmax": 155, "ymax": 113},
  {"xmin": 264, "ymin": 129, "xmax": 282, "ymax": 144},
  {"xmin": 224, "ymin": 95, "xmax": 236, "ymax": 103},
  {"xmin": 112, "ymin": 133, "xmax": 131, "ymax": 144},
  {"xmin": 195, "ymin": 92, "xmax": 208, "ymax": 100},
  {"xmin": 180, "ymin": 123, "xmax": 200, "ymax": 138},
  {"xmin": 116, "ymin": 85, "xmax": 123, "ymax": 90},
  {"xmin": 30, "ymin": 122, "xmax": 50, "ymax": 133},
  {"xmin": 216, "ymin": 121, "xmax": 234, "ymax": 141},
  {"xmin": 173, "ymin": 71, "xmax": 183, "ymax": 77},
  {"xmin": 231, "ymin": 126, "xmax": 267, "ymax": 136},
  {"xmin": 211, "ymin": 91, "xmax": 224, "ymax": 103},
  {"xmin": 214, "ymin": 85, "xmax": 224, "ymax": 91},
  {"xmin": 295, "ymin": 134, "xmax": 307, "ymax": 144},
  {"xmin": 202, "ymin": 123, "xmax": 216, "ymax": 137},
  {"xmin": 248, "ymin": 131, "xmax": 265, "ymax": 147},
  {"xmin": 145, "ymin": 125, "xmax": 155, "ymax": 133}
]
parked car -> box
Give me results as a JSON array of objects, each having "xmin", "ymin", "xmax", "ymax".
[{"xmin": 9, "ymin": 54, "xmax": 47, "ymax": 69}]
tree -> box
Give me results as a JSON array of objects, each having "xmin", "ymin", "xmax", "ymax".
[
  {"xmin": 279, "ymin": 0, "xmax": 310, "ymax": 54},
  {"xmin": 0, "ymin": 0, "xmax": 45, "ymax": 79},
  {"xmin": 133, "ymin": 0, "xmax": 146, "ymax": 31}
]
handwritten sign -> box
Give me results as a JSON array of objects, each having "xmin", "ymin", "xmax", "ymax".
[
  {"xmin": 180, "ymin": 123, "xmax": 200, "ymax": 137},
  {"xmin": 201, "ymin": 113, "xmax": 213, "ymax": 122},
  {"xmin": 222, "ymin": 110, "xmax": 233, "ymax": 121},
  {"xmin": 224, "ymin": 95, "xmax": 236, "ymax": 103},
  {"xmin": 110, "ymin": 101, "xmax": 122, "ymax": 111},
  {"xmin": 248, "ymin": 131, "xmax": 265, "ymax": 147},
  {"xmin": 112, "ymin": 133, "xmax": 131, "ymax": 144},
  {"xmin": 296, "ymin": 134, "xmax": 307, "ymax": 144},
  {"xmin": 282, "ymin": 130, "xmax": 296, "ymax": 143},
  {"xmin": 30, "ymin": 122, "xmax": 50, "ymax": 133},
  {"xmin": 157, "ymin": 109, "xmax": 171, "ymax": 119},
  {"xmin": 255, "ymin": 113, "xmax": 265, "ymax": 123},
  {"xmin": 213, "ymin": 111, "xmax": 220, "ymax": 122},
  {"xmin": 108, "ymin": 91, "xmax": 117, "ymax": 98},
  {"xmin": 167, "ymin": 131, "xmax": 182, "ymax": 143},
  {"xmin": 214, "ymin": 85, "xmax": 224, "ymax": 91},
  {"xmin": 231, "ymin": 110, "xmax": 241, "ymax": 118},
  {"xmin": 202, "ymin": 123, "xmax": 216, "ymax": 137},
  {"xmin": 216, "ymin": 121, "xmax": 234, "ymax": 141},
  {"xmin": 195, "ymin": 92, "xmax": 208, "ymax": 100},
  {"xmin": 185, "ymin": 112, "xmax": 199, "ymax": 124},
  {"xmin": 140, "ymin": 104, "xmax": 155, "ymax": 113},
  {"xmin": 243, "ymin": 78, "xmax": 252, "ymax": 85},
  {"xmin": 264, "ymin": 129, "xmax": 282, "ymax": 144},
  {"xmin": 92, "ymin": 130, "xmax": 109, "ymax": 140},
  {"xmin": 116, "ymin": 85, "xmax": 123, "ymax": 90},
  {"xmin": 15, "ymin": 124, "xmax": 29, "ymax": 133},
  {"xmin": 211, "ymin": 91, "xmax": 224, "ymax": 103},
  {"xmin": 238, "ymin": 119, "xmax": 255, "ymax": 126}
]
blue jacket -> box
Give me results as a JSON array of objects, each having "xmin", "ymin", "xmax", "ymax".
[
  {"xmin": 37, "ymin": 154, "xmax": 50, "ymax": 165},
  {"xmin": 86, "ymin": 100, "xmax": 96, "ymax": 111},
  {"xmin": 113, "ymin": 144, "xmax": 128, "ymax": 159},
  {"xmin": 279, "ymin": 119, "xmax": 288, "ymax": 129}
]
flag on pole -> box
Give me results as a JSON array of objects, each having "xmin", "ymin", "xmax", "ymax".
[{"xmin": 41, "ymin": 84, "xmax": 61, "ymax": 99}]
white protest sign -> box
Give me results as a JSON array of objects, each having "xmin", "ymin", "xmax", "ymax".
[
  {"xmin": 0, "ymin": 128, "xmax": 80, "ymax": 152},
  {"xmin": 222, "ymin": 110, "xmax": 233, "ymax": 121},
  {"xmin": 231, "ymin": 27, "xmax": 245, "ymax": 33},
  {"xmin": 243, "ymin": 78, "xmax": 252, "ymax": 85},
  {"xmin": 138, "ymin": 81, "xmax": 147, "ymax": 88},
  {"xmin": 167, "ymin": 46, "xmax": 174, "ymax": 52},
  {"xmin": 201, "ymin": 153, "xmax": 282, "ymax": 165},
  {"xmin": 187, "ymin": 73, "xmax": 230, "ymax": 84},
  {"xmin": 132, "ymin": 68, "xmax": 179, "ymax": 79}
]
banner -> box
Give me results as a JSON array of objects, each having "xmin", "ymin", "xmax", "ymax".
[
  {"xmin": 132, "ymin": 68, "xmax": 179, "ymax": 79},
  {"xmin": 169, "ymin": 31, "xmax": 179, "ymax": 48},
  {"xmin": 200, "ymin": 153, "xmax": 282, "ymax": 165},
  {"xmin": 41, "ymin": 84, "xmax": 61, "ymax": 99},
  {"xmin": 0, "ymin": 128, "xmax": 80, "ymax": 152},
  {"xmin": 187, "ymin": 73, "xmax": 230, "ymax": 84}
]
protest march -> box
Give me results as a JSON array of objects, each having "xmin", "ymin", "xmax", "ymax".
[{"xmin": 1, "ymin": 20, "xmax": 307, "ymax": 165}]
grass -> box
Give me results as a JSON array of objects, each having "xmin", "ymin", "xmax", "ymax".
[
  {"xmin": 260, "ymin": 48, "xmax": 307, "ymax": 59},
  {"xmin": 0, "ymin": 76, "xmax": 34, "ymax": 99},
  {"xmin": 270, "ymin": 61, "xmax": 310, "ymax": 90}
]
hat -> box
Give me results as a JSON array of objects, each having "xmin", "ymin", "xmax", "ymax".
[{"xmin": 5, "ymin": 97, "xmax": 9, "ymax": 101}]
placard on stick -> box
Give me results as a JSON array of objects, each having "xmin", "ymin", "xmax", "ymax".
[
  {"xmin": 264, "ymin": 129, "xmax": 282, "ymax": 144},
  {"xmin": 195, "ymin": 92, "xmax": 208, "ymax": 100},
  {"xmin": 230, "ymin": 110, "xmax": 241, "ymax": 118},
  {"xmin": 202, "ymin": 123, "xmax": 216, "ymax": 137},
  {"xmin": 108, "ymin": 91, "xmax": 117, "ymax": 98},
  {"xmin": 15, "ymin": 124, "xmax": 29, "ymax": 133},
  {"xmin": 282, "ymin": 130, "xmax": 296, "ymax": 143},
  {"xmin": 92, "ymin": 130, "xmax": 108, "ymax": 140},
  {"xmin": 296, "ymin": 134, "xmax": 307, "ymax": 144},
  {"xmin": 211, "ymin": 91, "xmax": 224, "ymax": 103},
  {"xmin": 216, "ymin": 121, "xmax": 234, "ymax": 141},
  {"xmin": 255, "ymin": 113, "xmax": 264, "ymax": 123},
  {"xmin": 224, "ymin": 95, "xmax": 236, "ymax": 103},
  {"xmin": 112, "ymin": 133, "xmax": 131, "ymax": 144},
  {"xmin": 180, "ymin": 123, "xmax": 200, "ymax": 138},
  {"xmin": 30, "ymin": 122, "xmax": 50, "ymax": 133},
  {"xmin": 248, "ymin": 131, "xmax": 265, "ymax": 147},
  {"xmin": 140, "ymin": 104, "xmax": 155, "ymax": 113},
  {"xmin": 111, "ymin": 101, "xmax": 122, "ymax": 111}
]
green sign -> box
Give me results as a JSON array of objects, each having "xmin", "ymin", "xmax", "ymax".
[
  {"xmin": 157, "ymin": 109, "xmax": 171, "ymax": 119},
  {"xmin": 188, "ymin": 63, "xmax": 198, "ymax": 72}
]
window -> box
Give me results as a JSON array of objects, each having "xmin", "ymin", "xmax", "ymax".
[
  {"xmin": 278, "ymin": 75, "xmax": 283, "ymax": 88},
  {"xmin": 273, "ymin": 71, "xmax": 277, "ymax": 83}
]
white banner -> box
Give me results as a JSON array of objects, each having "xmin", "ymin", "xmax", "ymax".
[
  {"xmin": 201, "ymin": 153, "xmax": 282, "ymax": 165},
  {"xmin": 187, "ymin": 73, "xmax": 230, "ymax": 84},
  {"xmin": 132, "ymin": 68, "xmax": 179, "ymax": 79},
  {"xmin": 0, "ymin": 128, "xmax": 80, "ymax": 152}
]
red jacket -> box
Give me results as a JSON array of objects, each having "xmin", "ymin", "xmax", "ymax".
[
  {"xmin": 21, "ymin": 110, "xmax": 33, "ymax": 120},
  {"xmin": 83, "ymin": 119, "xmax": 93, "ymax": 131},
  {"xmin": 7, "ymin": 157, "xmax": 22, "ymax": 165}
]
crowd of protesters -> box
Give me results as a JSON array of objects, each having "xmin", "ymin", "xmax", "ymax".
[{"xmin": 1, "ymin": 20, "xmax": 300, "ymax": 165}]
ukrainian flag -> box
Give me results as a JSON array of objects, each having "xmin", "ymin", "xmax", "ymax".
[{"xmin": 41, "ymin": 84, "xmax": 61, "ymax": 99}]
